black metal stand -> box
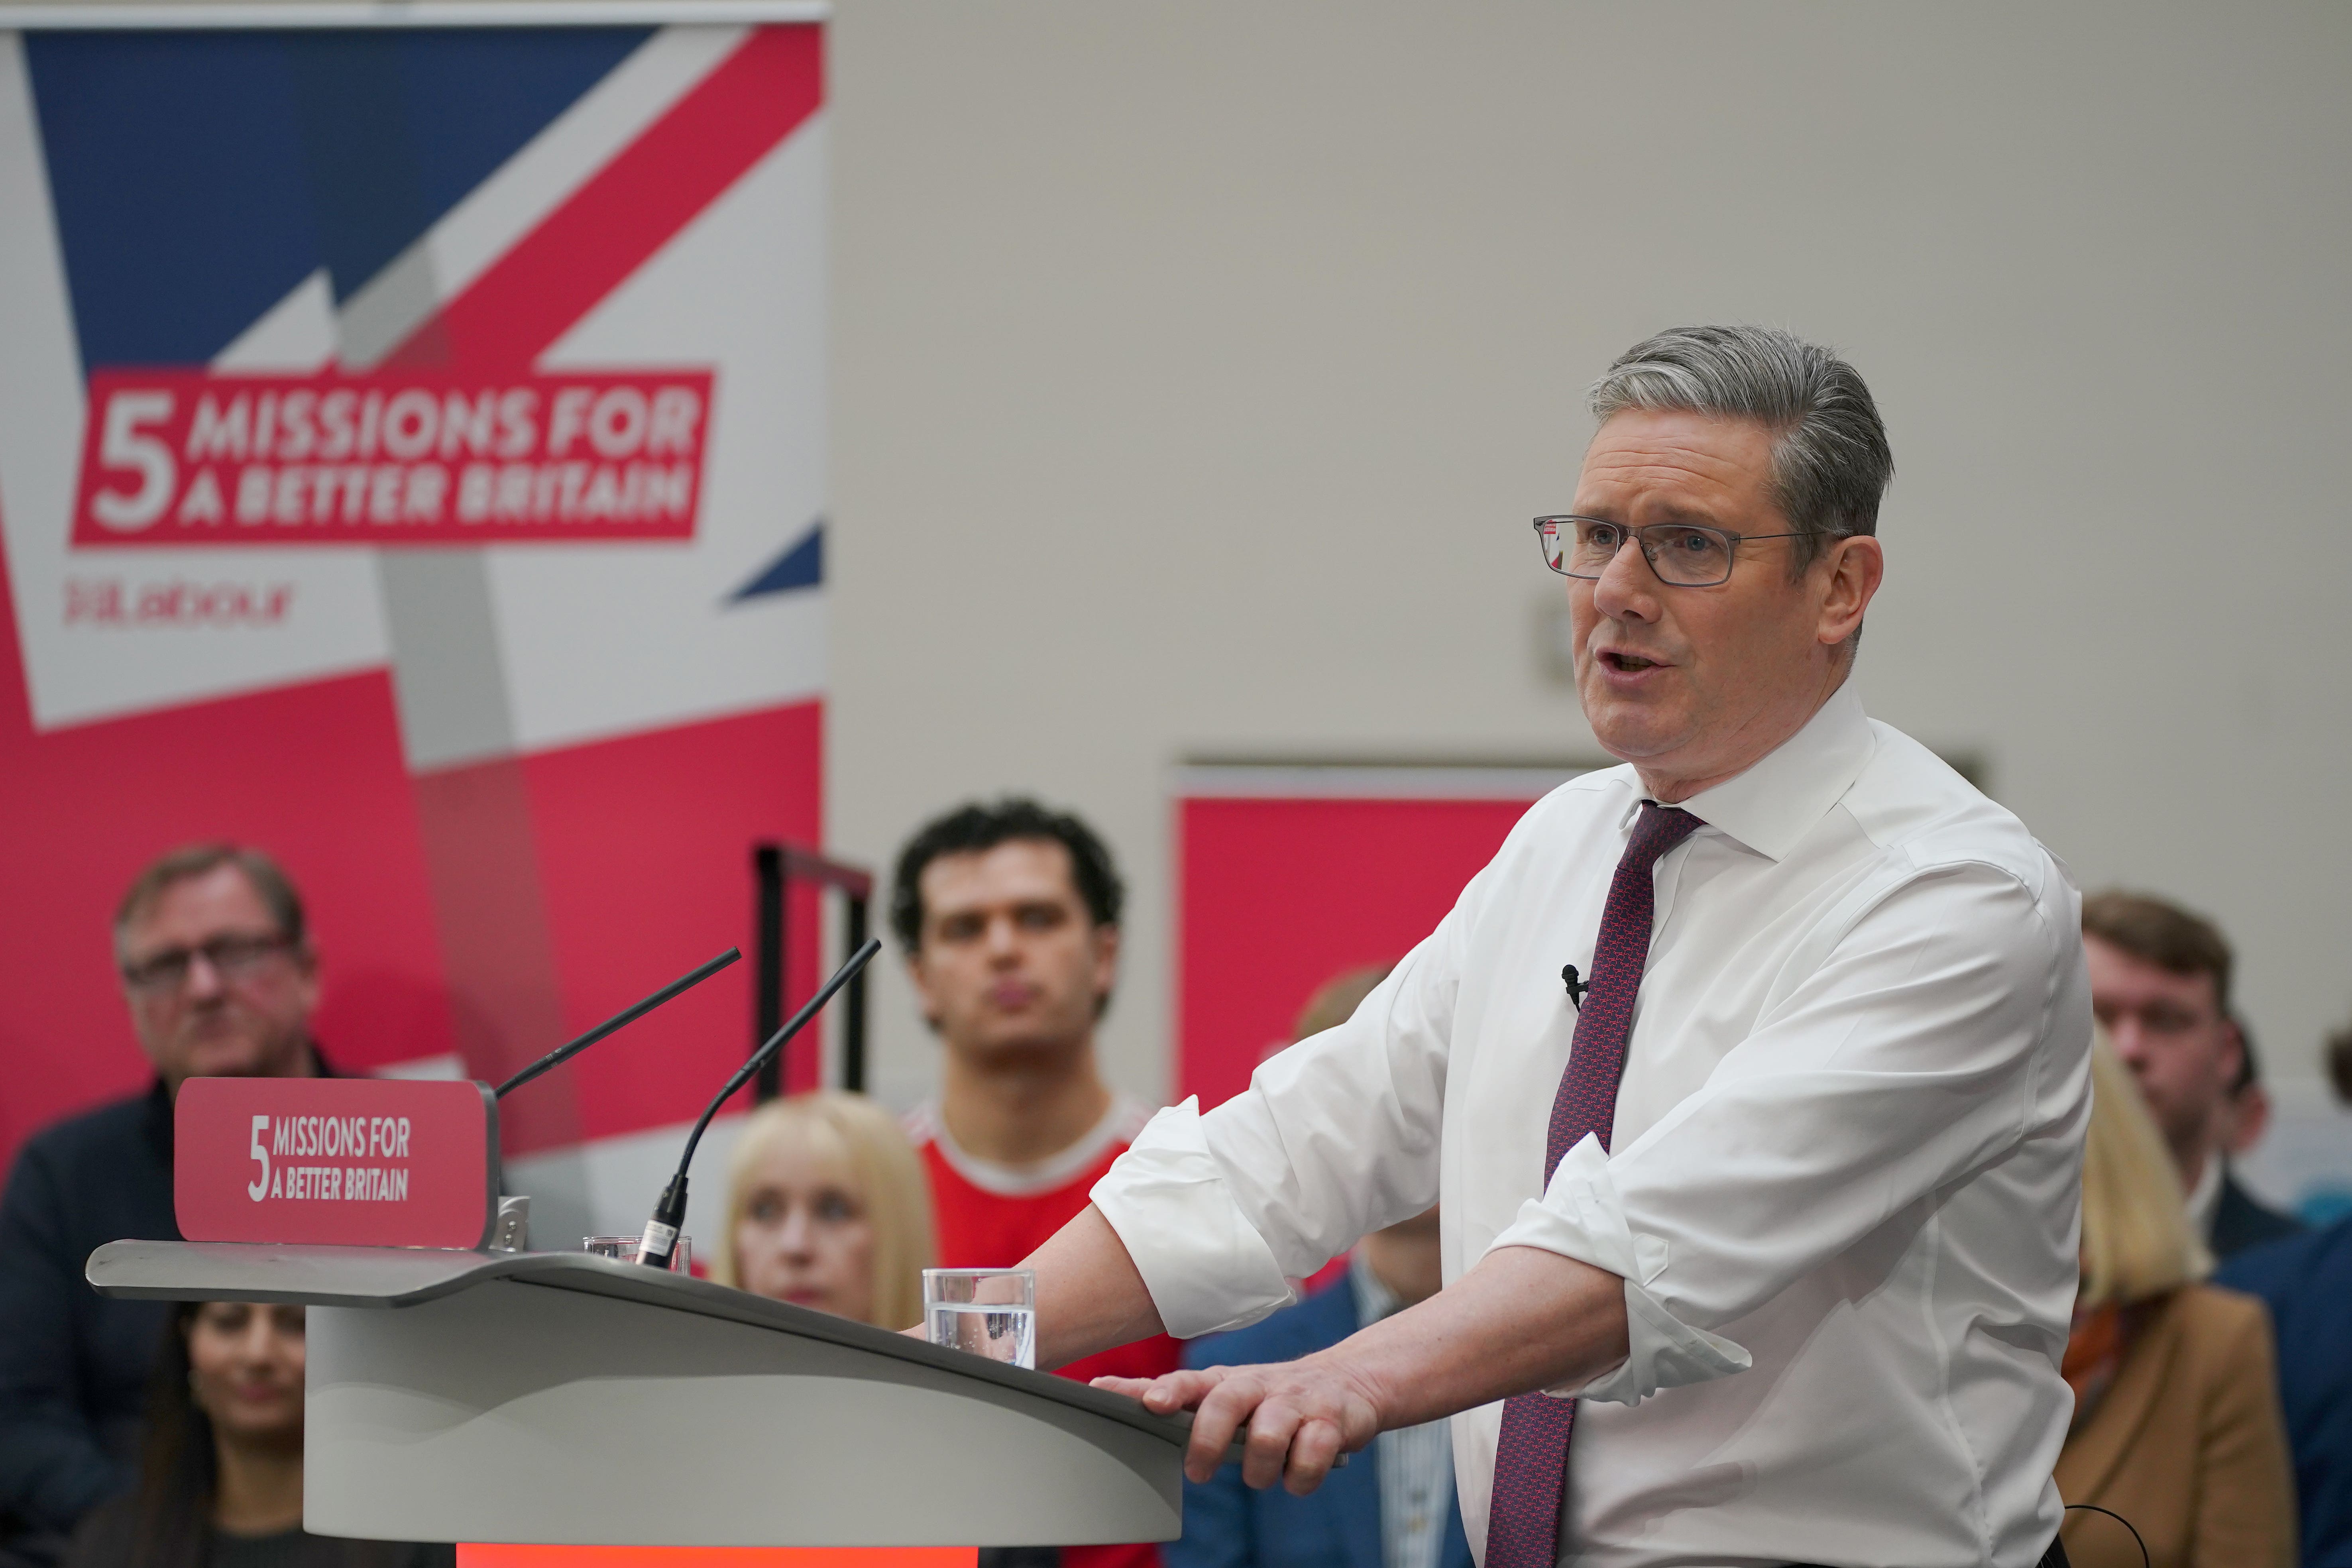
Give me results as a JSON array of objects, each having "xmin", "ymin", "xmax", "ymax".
[{"xmin": 752, "ymin": 843, "xmax": 876, "ymax": 1099}]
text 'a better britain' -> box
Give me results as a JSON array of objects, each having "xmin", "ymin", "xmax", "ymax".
[
  {"xmin": 253, "ymin": 1112, "xmax": 413, "ymax": 1203},
  {"xmin": 71, "ymin": 368, "xmax": 715, "ymax": 547}
]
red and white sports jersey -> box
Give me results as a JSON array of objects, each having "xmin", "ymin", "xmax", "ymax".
[{"xmin": 907, "ymin": 1096, "xmax": 1180, "ymax": 1568}]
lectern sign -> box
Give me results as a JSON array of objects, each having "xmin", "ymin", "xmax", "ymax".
[{"xmin": 176, "ymin": 1078, "xmax": 500, "ymax": 1249}]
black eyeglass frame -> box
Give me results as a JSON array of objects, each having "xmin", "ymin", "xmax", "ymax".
[
  {"xmin": 1531, "ymin": 514, "xmax": 1808, "ymax": 588},
  {"xmin": 120, "ymin": 932, "xmax": 301, "ymax": 995}
]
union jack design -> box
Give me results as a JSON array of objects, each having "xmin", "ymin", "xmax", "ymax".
[{"xmin": 0, "ymin": 14, "xmax": 833, "ymax": 1234}]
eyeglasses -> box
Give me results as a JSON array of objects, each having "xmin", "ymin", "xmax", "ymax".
[
  {"xmin": 1532, "ymin": 515, "xmax": 1806, "ymax": 588},
  {"xmin": 121, "ymin": 933, "xmax": 296, "ymax": 996}
]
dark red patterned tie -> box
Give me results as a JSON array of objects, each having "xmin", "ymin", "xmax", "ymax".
[{"xmin": 1485, "ymin": 800, "xmax": 1703, "ymax": 1568}]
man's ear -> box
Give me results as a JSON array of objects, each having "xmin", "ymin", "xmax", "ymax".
[
  {"xmin": 904, "ymin": 953, "xmax": 942, "ymax": 1034},
  {"xmin": 2227, "ymin": 1082, "xmax": 2273, "ymax": 1157},
  {"xmin": 294, "ymin": 940, "xmax": 323, "ymax": 1019},
  {"xmin": 2222, "ymin": 1016, "xmax": 2248, "ymax": 1074},
  {"xmin": 1090, "ymin": 922, "xmax": 1122, "ymax": 1004},
  {"xmin": 1815, "ymin": 534, "xmax": 1884, "ymax": 649}
]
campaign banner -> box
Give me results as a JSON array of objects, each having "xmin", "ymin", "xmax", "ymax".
[
  {"xmin": 0, "ymin": 10, "xmax": 834, "ymax": 1248},
  {"xmin": 74, "ymin": 369, "xmax": 713, "ymax": 545},
  {"xmin": 175, "ymin": 1076, "xmax": 499, "ymax": 1249}
]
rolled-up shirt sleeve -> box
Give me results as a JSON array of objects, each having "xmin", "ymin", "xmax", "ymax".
[
  {"xmin": 1486, "ymin": 860, "xmax": 2080, "ymax": 1403},
  {"xmin": 1493, "ymin": 1134, "xmax": 1752, "ymax": 1402},
  {"xmin": 1093, "ymin": 862, "xmax": 1482, "ymax": 1339},
  {"xmin": 1089, "ymin": 1098, "xmax": 1297, "ymax": 1338}
]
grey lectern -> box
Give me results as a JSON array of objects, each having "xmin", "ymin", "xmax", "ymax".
[{"xmin": 88, "ymin": 1242, "xmax": 1187, "ymax": 1549}]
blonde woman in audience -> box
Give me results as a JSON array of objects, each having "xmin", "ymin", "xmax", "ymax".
[
  {"xmin": 2055, "ymin": 1035, "xmax": 2296, "ymax": 1568},
  {"xmin": 711, "ymin": 1091, "xmax": 935, "ymax": 1330}
]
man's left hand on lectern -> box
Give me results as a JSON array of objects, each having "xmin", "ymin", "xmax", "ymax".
[{"xmin": 1091, "ymin": 1243, "xmax": 1630, "ymax": 1499}]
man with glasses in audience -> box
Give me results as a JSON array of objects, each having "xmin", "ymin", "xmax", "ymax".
[{"xmin": 0, "ymin": 845, "xmax": 328, "ymax": 1568}]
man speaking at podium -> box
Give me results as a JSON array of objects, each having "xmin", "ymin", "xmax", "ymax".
[{"xmin": 1024, "ymin": 326, "xmax": 2093, "ymax": 1568}]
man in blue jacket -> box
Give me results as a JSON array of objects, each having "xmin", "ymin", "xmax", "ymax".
[
  {"xmin": 2217, "ymin": 1020, "xmax": 2352, "ymax": 1568},
  {"xmin": 2220, "ymin": 1216, "xmax": 2352, "ymax": 1567},
  {"xmin": 1169, "ymin": 1203, "xmax": 1473, "ymax": 1568}
]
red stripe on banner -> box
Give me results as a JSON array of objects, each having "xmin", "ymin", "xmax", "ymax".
[
  {"xmin": 386, "ymin": 24, "xmax": 824, "ymax": 372},
  {"xmin": 410, "ymin": 757, "xmax": 581, "ymax": 1158},
  {"xmin": 520, "ymin": 700, "xmax": 821, "ymax": 1144}
]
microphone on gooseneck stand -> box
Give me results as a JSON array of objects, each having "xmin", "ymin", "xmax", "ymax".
[
  {"xmin": 636, "ymin": 937, "xmax": 884, "ymax": 1270},
  {"xmin": 494, "ymin": 947, "xmax": 743, "ymax": 1098}
]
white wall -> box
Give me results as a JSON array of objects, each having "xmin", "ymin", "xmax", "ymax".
[{"xmin": 822, "ymin": 2, "xmax": 2352, "ymax": 1163}]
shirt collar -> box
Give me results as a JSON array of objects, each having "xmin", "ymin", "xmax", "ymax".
[
  {"xmin": 2185, "ymin": 1154, "xmax": 2224, "ymax": 1242},
  {"xmin": 918, "ymin": 1093, "xmax": 1143, "ymax": 1199},
  {"xmin": 1635, "ymin": 681, "xmax": 1877, "ymax": 863}
]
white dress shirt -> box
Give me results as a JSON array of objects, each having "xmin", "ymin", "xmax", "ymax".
[{"xmin": 1094, "ymin": 686, "xmax": 2091, "ymax": 1568}]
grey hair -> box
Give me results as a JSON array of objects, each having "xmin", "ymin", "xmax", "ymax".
[
  {"xmin": 114, "ymin": 842, "xmax": 306, "ymax": 957},
  {"xmin": 1588, "ymin": 324, "xmax": 1892, "ymax": 571}
]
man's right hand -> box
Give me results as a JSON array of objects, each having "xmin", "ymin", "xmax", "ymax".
[{"xmin": 1092, "ymin": 1355, "xmax": 1381, "ymax": 1495}]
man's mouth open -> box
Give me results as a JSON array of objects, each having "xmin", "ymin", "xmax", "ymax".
[{"xmin": 1600, "ymin": 650, "xmax": 1667, "ymax": 672}]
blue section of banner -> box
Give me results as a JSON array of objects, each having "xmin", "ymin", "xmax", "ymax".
[
  {"xmin": 730, "ymin": 521, "xmax": 824, "ymax": 601},
  {"xmin": 27, "ymin": 31, "xmax": 318, "ymax": 371},
  {"xmin": 283, "ymin": 29, "xmax": 654, "ymax": 305},
  {"xmin": 26, "ymin": 26, "xmax": 652, "ymax": 372}
]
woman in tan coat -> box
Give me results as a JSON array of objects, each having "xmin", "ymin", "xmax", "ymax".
[{"xmin": 2055, "ymin": 1037, "xmax": 2297, "ymax": 1568}]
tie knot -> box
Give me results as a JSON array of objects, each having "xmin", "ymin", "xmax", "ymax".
[{"xmin": 1629, "ymin": 800, "xmax": 1704, "ymax": 866}]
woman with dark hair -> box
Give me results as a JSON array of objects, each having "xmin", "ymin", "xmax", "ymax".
[{"xmin": 63, "ymin": 1301, "xmax": 450, "ymax": 1568}]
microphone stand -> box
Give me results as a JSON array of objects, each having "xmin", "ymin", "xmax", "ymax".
[
  {"xmin": 636, "ymin": 938, "xmax": 883, "ymax": 1269},
  {"xmin": 495, "ymin": 948, "xmax": 742, "ymax": 1099}
]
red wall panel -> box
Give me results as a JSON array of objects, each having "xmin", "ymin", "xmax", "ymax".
[{"xmin": 1177, "ymin": 795, "xmax": 1540, "ymax": 1115}]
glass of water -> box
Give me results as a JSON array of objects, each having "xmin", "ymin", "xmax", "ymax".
[
  {"xmin": 584, "ymin": 1233, "xmax": 692, "ymax": 1273},
  {"xmin": 924, "ymin": 1267, "xmax": 1036, "ymax": 1369}
]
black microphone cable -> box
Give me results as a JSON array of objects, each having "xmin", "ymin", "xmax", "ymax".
[
  {"xmin": 636, "ymin": 937, "xmax": 882, "ymax": 1270},
  {"xmin": 2062, "ymin": 1503, "xmax": 2149, "ymax": 1568}
]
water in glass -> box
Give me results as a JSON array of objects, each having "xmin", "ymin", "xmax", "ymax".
[{"xmin": 926, "ymin": 1300, "xmax": 1037, "ymax": 1368}]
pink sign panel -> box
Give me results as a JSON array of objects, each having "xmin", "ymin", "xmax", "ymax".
[{"xmin": 176, "ymin": 1077, "xmax": 499, "ymax": 1249}]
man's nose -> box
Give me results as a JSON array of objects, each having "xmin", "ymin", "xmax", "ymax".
[
  {"xmin": 1589, "ymin": 534, "xmax": 1662, "ymax": 621},
  {"xmin": 983, "ymin": 915, "xmax": 1022, "ymax": 960},
  {"xmin": 2108, "ymin": 1018, "xmax": 2152, "ymax": 1065},
  {"xmin": 183, "ymin": 951, "xmax": 228, "ymax": 998}
]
